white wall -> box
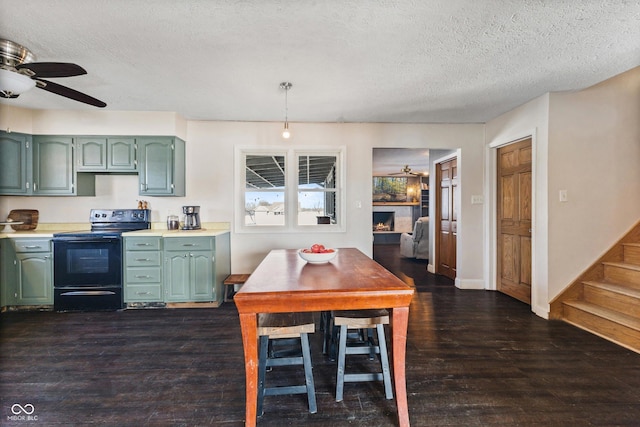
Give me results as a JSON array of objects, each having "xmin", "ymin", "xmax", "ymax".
[{"xmin": 0, "ymin": 108, "xmax": 485, "ymax": 283}]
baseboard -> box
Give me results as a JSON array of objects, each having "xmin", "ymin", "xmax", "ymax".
[
  {"xmin": 455, "ymin": 278, "xmax": 485, "ymax": 290},
  {"xmin": 427, "ymin": 263, "xmax": 435, "ymax": 273}
]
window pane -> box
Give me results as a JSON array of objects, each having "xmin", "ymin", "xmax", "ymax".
[
  {"xmin": 246, "ymin": 155, "xmax": 285, "ymax": 190},
  {"xmin": 245, "ymin": 191, "xmax": 285, "ymax": 226},
  {"xmin": 298, "ymin": 191, "xmax": 337, "ymax": 225},
  {"xmin": 298, "ymin": 155, "xmax": 336, "ymax": 189}
]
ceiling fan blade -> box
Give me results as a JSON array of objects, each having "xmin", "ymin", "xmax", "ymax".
[
  {"xmin": 17, "ymin": 62, "xmax": 87, "ymax": 78},
  {"xmin": 35, "ymin": 78, "xmax": 106, "ymax": 108}
]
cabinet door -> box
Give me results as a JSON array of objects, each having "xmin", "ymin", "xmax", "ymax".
[
  {"xmin": 108, "ymin": 138, "xmax": 136, "ymax": 171},
  {"xmin": 32, "ymin": 136, "xmax": 74, "ymax": 195},
  {"xmin": 16, "ymin": 252, "xmax": 53, "ymax": 305},
  {"xmin": 165, "ymin": 251, "xmax": 190, "ymax": 301},
  {"xmin": 0, "ymin": 131, "xmax": 30, "ymax": 195},
  {"xmin": 1, "ymin": 240, "xmax": 17, "ymax": 306},
  {"xmin": 138, "ymin": 138, "xmax": 174, "ymax": 195},
  {"xmin": 190, "ymin": 251, "xmax": 214, "ymax": 301},
  {"xmin": 76, "ymin": 137, "xmax": 107, "ymax": 171}
]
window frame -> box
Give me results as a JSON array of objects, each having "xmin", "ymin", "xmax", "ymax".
[{"xmin": 235, "ymin": 145, "xmax": 346, "ymax": 233}]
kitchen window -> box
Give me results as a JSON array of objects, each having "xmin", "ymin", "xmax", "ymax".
[{"xmin": 236, "ymin": 147, "xmax": 345, "ymax": 233}]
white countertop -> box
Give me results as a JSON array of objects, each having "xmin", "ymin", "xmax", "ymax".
[
  {"xmin": 123, "ymin": 228, "xmax": 230, "ymax": 237},
  {"xmin": 0, "ymin": 223, "xmax": 229, "ymax": 239}
]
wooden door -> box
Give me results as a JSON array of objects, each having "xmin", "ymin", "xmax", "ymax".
[
  {"xmin": 497, "ymin": 138, "xmax": 532, "ymax": 304},
  {"xmin": 436, "ymin": 157, "xmax": 457, "ymax": 280}
]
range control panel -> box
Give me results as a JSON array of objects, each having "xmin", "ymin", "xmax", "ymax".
[{"xmin": 90, "ymin": 209, "xmax": 150, "ymax": 223}]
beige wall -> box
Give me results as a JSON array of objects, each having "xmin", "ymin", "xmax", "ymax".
[
  {"xmin": 547, "ymin": 67, "xmax": 640, "ymax": 301},
  {"xmin": 0, "ymin": 108, "xmax": 485, "ymax": 282},
  {"xmin": 485, "ymin": 66, "xmax": 640, "ymax": 317}
]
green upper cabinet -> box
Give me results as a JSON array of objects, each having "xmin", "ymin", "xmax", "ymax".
[
  {"xmin": 138, "ymin": 137, "xmax": 185, "ymax": 196},
  {"xmin": 77, "ymin": 137, "xmax": 136, "ymax": 172},
  {"xmin": 32, "ymin": 136, "xmax": 75, "ymax": 195},
  {"xmin": 76, "ymin": 137, "xmax": 107, "ymax": 171},
  {"xmin": 0, "ymin": 131, "xmax": 31, "ymax": 195},
  {"xmin": 108, "ymin": 138, "xmax": 137, "ymax": 171}
]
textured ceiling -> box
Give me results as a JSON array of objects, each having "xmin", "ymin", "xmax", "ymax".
[{"xmin": 0, "ymin": 0, "xmax": 639, "ymax": 123}]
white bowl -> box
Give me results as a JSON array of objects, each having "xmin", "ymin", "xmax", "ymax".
[{"xmin": 298, "ymin": 248, "xmax": 338, "ymax": 263}]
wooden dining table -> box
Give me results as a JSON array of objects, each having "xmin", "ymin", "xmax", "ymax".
[{"xmin": 234, "ymin": 248, "xmax": 415, "ymax": 426}]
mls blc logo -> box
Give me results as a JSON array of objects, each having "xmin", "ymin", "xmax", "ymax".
[{"xmin": 8, "ymin": 403, "xmax": 37, "ymax": 421}]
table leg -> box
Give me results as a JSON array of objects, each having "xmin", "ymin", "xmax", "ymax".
[
  {"xmin": 392, "ymin": 306, "xmax": 411, "ymax": 427},
  {"xmin": 239, "ymin": 312, "xmax": 258, "ymax": 427}
]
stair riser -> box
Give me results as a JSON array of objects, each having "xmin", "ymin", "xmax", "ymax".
[
  {"xmin": 563, "ymin": 304, "xmax": 640, "ymax": 352},
  {"xmin": 603, "ymin": 265, "xmax": 640, "ymax": 288},
  {"xmin": 583, "ymin": 285, "xmax": 640, "ymax": 319},
  {"xmin": 623, "ymin": 245, "xmax": 640, "ymax": 265}
]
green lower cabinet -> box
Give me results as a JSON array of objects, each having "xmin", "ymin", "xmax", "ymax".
[
  {"xmin": 164, "ymin": 248, "xmax": 214, "ymax": 302},
  {"xmin": 123, "ymin": 236, "xmax": 163, "ymax": 303},
  {"xmin": 2, "ymin": 238, "xmax": 53, "ymax": 306},
  {"xmin": 163, "ymin": 234, "xmax": 229, "ymax": 304},
  {"xmin": 123, "ymin": 234, "xmax": 230, "ymax": 306}
]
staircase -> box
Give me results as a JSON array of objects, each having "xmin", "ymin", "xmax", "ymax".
[{"xmin": 552, "ymin": 239, "xmax": 640, "ymax": 354}]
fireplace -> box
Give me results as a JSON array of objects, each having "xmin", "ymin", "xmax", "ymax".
[{"xmin": 373, "ymin": 212, "xmax": 394, "ymax": 232}]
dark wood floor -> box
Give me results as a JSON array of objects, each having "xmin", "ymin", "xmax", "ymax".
[{"xmin": 2, "ymin": 245, "xmax": 640, "ymax": 426}]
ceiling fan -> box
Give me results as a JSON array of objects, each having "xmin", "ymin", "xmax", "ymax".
[
  {"xmin": 389, "ymin": 165, "xmax": 423, "ymax": 176},
  {"xmin": 0, "ymin": 39, "xmax": 106, "ymax": 108}
]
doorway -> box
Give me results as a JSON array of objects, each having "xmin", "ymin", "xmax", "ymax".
[{"xmin": 496, "ymin": 138, "xmax": 532, "ymax": 304}]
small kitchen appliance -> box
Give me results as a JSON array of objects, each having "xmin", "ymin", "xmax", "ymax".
[
  {"xmin": 182, "ymin": 206, "xmax": 201, "ymax": 230},
  {"xmin": 52, "ymin": 209, "xmax": 151, "ymax": 312}
]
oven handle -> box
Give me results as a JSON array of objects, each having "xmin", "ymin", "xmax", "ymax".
[
  {"xmin": 53, "ymin": 238, "xmax": 120, "ymax": 244},
  {"xmin": 59, "ymin": 291, "xmax": 117, "ymax": 296}
]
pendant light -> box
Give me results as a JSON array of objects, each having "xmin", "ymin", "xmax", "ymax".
[{"xmin": 280, "ymin": 82, "xmax": 292, "ymax": 139}]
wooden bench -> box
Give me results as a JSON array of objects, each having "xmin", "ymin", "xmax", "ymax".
[{"xmin": 223, "ymin": 273, "xmax": 251, "ymax": 302}]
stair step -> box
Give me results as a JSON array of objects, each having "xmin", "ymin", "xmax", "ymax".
[
  {"xmin": 562, "ymin": 300, "xmax": 640, "ymax": 353},
  {"xmin": 602, "ymin": 262, "xmax": 640, "ymax": 288},
  {"xmin": 623, "ymin": 243, "xmax": 640, "ymax": 265},
  {"xmin": 583, "ymin": 281, "xmax": 640, "ymax": 318}
]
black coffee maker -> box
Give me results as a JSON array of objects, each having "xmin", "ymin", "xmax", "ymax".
[{"xmin": 181, "ymin": 206, "xmax": 201, "ymax": 230}]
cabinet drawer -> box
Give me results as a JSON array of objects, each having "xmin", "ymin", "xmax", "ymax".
[
  {"xmin": 126, "ymin": 251, "xmax": 161, "ymax": 267},
  {"xmin": 126, "ymin": 267, "xmax": 162, "ymax": 283},
  {"xmin": 125, "ymin": 284, "xmax": 163, "ymax": 301},
  {"xmin": 13, "ymin": 239, "xmax": 51, "ymax": 253},
  {"xmin": 125, "ymin": 237, "xmax": 161, "ymax": 251},
  {"xmin": 164, "ymin": 237, "xmax": 213, "ymax": 251}
]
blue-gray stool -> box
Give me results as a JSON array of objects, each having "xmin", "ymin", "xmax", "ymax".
[
  {"xmin": 332, "ymin": 309, "xmax": 393, "ymax": 402},
  {"xmin": 257, "ymin": 312, "xmax": 317, "ymax": 416}
]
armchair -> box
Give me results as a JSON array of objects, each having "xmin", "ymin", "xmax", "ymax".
[{"xmin": 399, "ymin": 217, "xmax": 429, "ymax": 260}]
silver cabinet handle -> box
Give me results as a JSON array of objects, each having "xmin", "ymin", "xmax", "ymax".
[
  {"xmin": 136, "ymin": 291, "xmax": 151, "ymax": 295},
  {"xmin": 135, "ymin": 275, "xmax": 152, "ymax": 279},
  {"xmin": 135, "ymin": 243, "xmax": 151, "ymax": 246},
  {"xmin": 135, "ymin": 258, "xmax": 152, "ymax": 261},
  {"xmin": 24, "ymin": 245, "xmax": 42, "ymax": 249}
]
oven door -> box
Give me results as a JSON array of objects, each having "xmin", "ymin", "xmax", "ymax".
[{"xmin": 53, "ymin": 236, "xmax": 123, "ymax": 311}]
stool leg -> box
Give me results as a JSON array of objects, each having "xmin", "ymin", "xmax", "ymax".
[
  {"xmin": 335, "ymin": 324, "xmax": 348, "ymax": 402},
  {"xmin": 300, "ymin": 332, "xmax": 317, "ymax": 414},
  {"xmin": 257, "ymin": 335, "xmax": 269, "ymax": 416},
  {"xmin": 376, "ymin": 324, "xmax": 393, "ymax": 400}
]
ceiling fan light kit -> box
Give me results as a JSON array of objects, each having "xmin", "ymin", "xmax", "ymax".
[
  {"xmin": 0, "ymin": 38, "xmax": 106, "ymax": 107},
  {"xmin": 280, "ymin": 81, "xmax": 292, "ymax": 139},
  {"xmin": 0, "ymin": 68, "xmax": 36, "ymax": 97}
]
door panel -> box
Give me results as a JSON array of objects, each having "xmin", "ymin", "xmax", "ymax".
[
  {"xmin": 436, "ymin": 157, "xmax": 457, "ymax": 280},
  {"xmin": 497, "ymin": 138, "xmax": 532, "ymax": 304}
]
